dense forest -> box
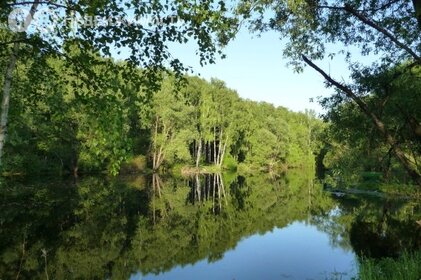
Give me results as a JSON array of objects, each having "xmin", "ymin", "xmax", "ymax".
[
  {"xmin": 322, "ymin": 64, "xmax": 421, "ymax": 186},
  {"xmin": 1, "ymin": 50, "xmax": 419, "ymax": 187},
  {"xmin": 0, "ymin": 52, "xmax": 322, "ymax": 176}
]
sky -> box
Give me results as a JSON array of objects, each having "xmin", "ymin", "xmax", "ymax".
[{"xmin": 169, "ymin": 28, "xmax": 355, "ymax": 113}]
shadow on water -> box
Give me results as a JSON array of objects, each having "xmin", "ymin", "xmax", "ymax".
[{"xmin": 0, "ymin": 171, "xmax": 420, "ymax": 279}]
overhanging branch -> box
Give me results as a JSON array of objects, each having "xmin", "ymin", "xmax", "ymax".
[
  {"xmin": 301, "ymin": 54, "xmax": 421, "ymax": 185},
  {"xmin": 344, "ymin": 4, "xmax": 421, "ymax": 62}
]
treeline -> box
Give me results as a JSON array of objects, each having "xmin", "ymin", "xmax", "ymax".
[
  {"xmin": 1, "ymin": 53, "xmax": 322, "ymax": 176},
  {"xmin": 148, "ymin": 76, "xmax": 322, "ymax": 172}
]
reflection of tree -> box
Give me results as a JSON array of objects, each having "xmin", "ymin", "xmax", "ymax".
[
  {"xmin": 187, "ymin": 173, "xmax": 228, "ymax": 214},
  {"xmin": 151, "ymin": 173, "xmax": 164, "ymax": 224},
  {"xmin": 348, "ymin": 200, "xmax": 421, "ymax": 258},
  {"xmin": 2, "ymin": 170, "xmax": 326, "ymax": 278},
  {"xmin": 132, "ymin": 170, "xmax": 336, "ymax": 275},
  {"xmin": 4, "ymin": 170, "xmax": 419, "ymax": 278},
  {"xmin": 316, "ymin": 194, "xmax": 421, "ymax": 259},
  {"xmin": 0, "ymin": 176, "xmax": 147, "ymax": 279}
]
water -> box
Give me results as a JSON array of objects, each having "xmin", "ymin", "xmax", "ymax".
[
  {"xmin": 135, "ymin": 221, "xmax": 357, "ymax": 280},
  {"xmin": 1, "ymin": 171, "xmax": 420, "ymax": 279}
]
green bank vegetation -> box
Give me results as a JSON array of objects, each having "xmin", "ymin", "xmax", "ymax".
[{"xmin": 357, "ymin": 250, "xmax": 421, "ymax": 280}]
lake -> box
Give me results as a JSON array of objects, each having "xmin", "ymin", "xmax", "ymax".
[{"xmin": 1, "ymin": 171, "xmax": 420, "ymax": 279}]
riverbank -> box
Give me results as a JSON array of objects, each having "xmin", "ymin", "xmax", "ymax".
[
  {"xmin": 179, "ymin": 165, "xmax": 223, "ymax": 176},
  {"xmin": 357, "ymin": 250, "xmax": 421, "ymax": 280},
  {"xmin": 324, "ymin": 183, "xmax": 421, "ymax": 200}
]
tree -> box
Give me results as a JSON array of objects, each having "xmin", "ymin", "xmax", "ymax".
[
  {"xmin": 238, "ymin": 0, "xmax": 421, "ymax": 185},
  {"xmin": 323, "ymin": 65, "xmax": 421, "ymax": 183},
  {"xmin": 149, "ymin": 77, "xmax": 194, "ymax": 170}
]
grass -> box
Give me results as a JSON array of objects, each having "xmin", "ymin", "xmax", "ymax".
[
  {"xmin": 180, "ymin": 165, "xmax": 222, "ymax": 176},
  {"xmin": 356, "ymin": 251, "xmax": 421, "ymax": 280}
]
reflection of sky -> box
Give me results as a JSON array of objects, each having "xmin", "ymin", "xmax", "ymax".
[{"xmin": 131, "ymin": 221, "xmax": 357, "ymax": 280}]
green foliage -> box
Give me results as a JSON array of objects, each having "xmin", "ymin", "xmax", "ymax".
[
  {"xmin": 2, "ymin": 52, "xmax": 143, "ymax": 175},
  {"xmin": 236, "ymin": 0, "xmax": 421, "ymax": 184},
  {"xmin": 357, "ymin": 251, "xmax": 421, "ymax": 280},
  {"xmin": 147, "ymin": 76, "xmax": 321, "ymax": 172},
  {"xmin": 2, "ymin": 53, "xmax": 322, "ymax": 176},
  {"xmin": 322, "ymin": 65, "xmax": 421, "ymax": 185}
]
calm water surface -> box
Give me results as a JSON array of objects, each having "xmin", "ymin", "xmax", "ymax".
[
  {"xmin": 1, "ymin": 171, "xmax": 420, "ymax": 279},
  {"xmin": 136, "ymin": 219, "xmax": 357, "ymax": 280}
]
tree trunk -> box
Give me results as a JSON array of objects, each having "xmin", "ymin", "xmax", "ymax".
[
  {"xmin": 0, "ymin": 42, "xmax": 19, "ymax": 166},
  {"xmin": 0, "ymin": 1, "xmax": 40, "ymax": 167},
  {"xmin": 216, "ymin": 128, "xmax": 223, "ymax": 165},
  {"xmin": 302, "ymin": 55, "xmax": 421, "ymax": 186},
  {"xmin": 219, "ymin": 136, "xmax": 228, "ymax": 167},
  {"xmin": 213, "ymin": 127, "xmax": 217, "ymax": 164},
  {"xmin": 195, "ymin": 139, "xmax": 202, "ymax": 168},
  {"xmin": 152, "ymin": 117, "xmax": 159, "ymax": 170}
]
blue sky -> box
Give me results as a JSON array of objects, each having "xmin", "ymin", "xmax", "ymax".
[{"xmin": 169, "ymin": 28, "xmax": 356, "ymax": 113}]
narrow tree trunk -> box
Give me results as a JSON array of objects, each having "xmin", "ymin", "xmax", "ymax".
[
  {"xmin": 152, "ymin": 117, "xmax": 159, "ymax": 170},
  {"xmin": 216, "ymin": 128, "xmax": 223, "ymax": 165},
  {"xmin": 0, "ymin": 42, "xmax": 19, "ymax": 166},
  {"xmin": 195, "ymin": 139, "xmax": 202, "ymax": 168},
  {"xmin": 219, "ymin": 137, "xmax": 228, "ymax": 167},
  {"xmin": 156, "ymin": 146, "xmax": 164, "ymax": 170},
  {"xmin": 302, "ymin": 55, "xmax": 421, "ymax": 186},
  {"xmin": 0, "ymin": 1, "xmax": 40, "ymax": 167},
  {"xmin": 213, "ymin": 127, "xmax": 217, "ymax": 164}
]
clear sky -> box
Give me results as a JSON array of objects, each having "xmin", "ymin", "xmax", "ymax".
[{"xmin": 168, "ymin": 28, "xmax": 356, "ymax": 113}]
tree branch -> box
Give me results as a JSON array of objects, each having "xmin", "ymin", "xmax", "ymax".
[
  {"xmin": 301, "ymin": 54, "xmax": 421, "ymax": 185},
  {"xmin": 316, "ymin": 3, "xmax": 420, "ymax": 62},
  {"xmin": 0, "ymin": 39, "xmax": 28, "ymax": 48},
  {"xmin": 7, "ymin": 1, "xmax": 70, "ymax": 10},
  {"xmin": 344, "ymin": 4, "xmax": 421, "ymax": 62}
]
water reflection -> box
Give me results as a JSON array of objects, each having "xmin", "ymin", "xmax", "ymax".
[
  {"xmin": 0, "ymin": 172, "xmax": 420, "ymax": 279},
  {"xmin": 187, "ymin": 173, "xmax": 227, "ymax": 214}
]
